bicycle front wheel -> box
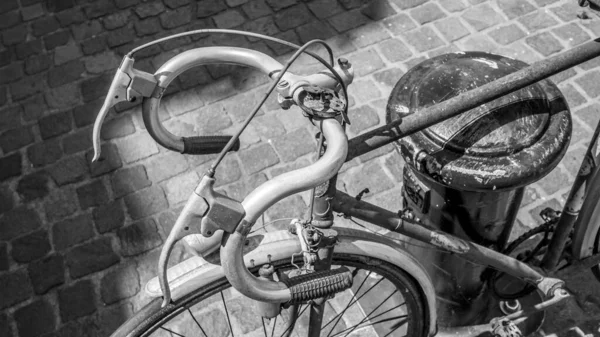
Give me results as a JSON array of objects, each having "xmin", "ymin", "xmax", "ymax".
[{"xmin": 112, "ymin": 253, "xmax": 428, "ymax": 337}]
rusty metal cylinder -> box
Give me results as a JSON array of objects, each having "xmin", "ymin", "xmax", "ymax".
[{"xmin": 386, "ymin": 52, "xmax": 572, "ymax": 327}]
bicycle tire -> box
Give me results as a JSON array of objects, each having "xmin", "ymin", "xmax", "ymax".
[
  {"xmin": 111, "ymin": 253, "xmax": 428, "ymax": 337},
  {"xmin": 592, "ymin": 228, "xmax": 600, "ymax": 281}
]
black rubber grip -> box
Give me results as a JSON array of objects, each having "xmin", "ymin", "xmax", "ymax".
[
  {"xmin": 282, "ymin": 267, "xmax": 353, "ymax": 304},
  {"xmin": 181, "ymin": 136, "xmax": 240, "ymax": 155}
]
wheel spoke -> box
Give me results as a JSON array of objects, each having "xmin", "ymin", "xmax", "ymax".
[
  {"xmin": 160, "ymin": 326, "xmax": 186, "ymax": 337},
  {"xmin": 323, "ymin": 269, "xmax": 371, "ymax": 332},
  {"xmin": 279, "ymin": 304, "xmax": 309, "ymax": 337},
  {"xmin": 328, "ymin": 315, "xmax": 409, "ymax": 337},
  {"xmin": 262, "ymin": 318, "xmax": 268, "ymax": 337},
  {"xmin": 341, "ymin": 289, "xmax": 399, "ymax": 337},
  {"xmin": 271, "ymin": 314, "xmax": 278, "ymax": 337},
  {"xmin": 187, "ymin": 308, "xmax": 208, "ymax": 337},
  {"xmin": 221, "ymin": 292, "xmax": 235, "ymax": 337}
]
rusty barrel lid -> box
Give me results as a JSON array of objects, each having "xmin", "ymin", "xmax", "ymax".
[{"xmin": 386, "ymin": 52, "xmax": 572, "ymax": 191}]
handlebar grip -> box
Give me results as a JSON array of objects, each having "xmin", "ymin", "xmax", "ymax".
[{"xmin": 181, "ymin": 136, "xmax": 239, "ymax": 155}]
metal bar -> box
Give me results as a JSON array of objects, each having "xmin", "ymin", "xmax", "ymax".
[
  {"xmin": 542, "ymin": 117, "xmax": 600, "ymax": 271},
  {"xmin": 331, "ymin": 190, "xmax": 545, "ymax": 283},
  {"xmin": 345, "ymin": 38, "xmax": 600, "ymax": 162}
]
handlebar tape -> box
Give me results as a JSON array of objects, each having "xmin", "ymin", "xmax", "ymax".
[{"xmin": 181, "ymin": 136, "xmax": 240, "ymax": 155}]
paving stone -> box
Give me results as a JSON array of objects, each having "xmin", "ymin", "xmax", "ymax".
[
  {"xmin": 145, "ymin": 151, "xmax": 189, "ymax": 182},
  {"xmin": 241, "ymin": 0, "xmax": 271, "ymax": 19},
  {"xmin": 111, "ymin": 166, "xmax": 151, "ymax": 198},
  {"xmin": 31, "ymin": 16, "xmax": 59, "ymax": 38},
  {"xmin": 39, "ymin": 110, "xmax": 73, "ymax": 139},
  {"xmin": 373, "ymin": 67, "xmax": 405, "ymax": 89},
  {"xmin": 43, "ymin": 30, "xmax": 71, "ymax": 51},
  {"xmin": 402, "ymin": 26, "xmax": 445, "ymax": 52},
  {"xmin": 392, "ymin": 0, "xmax": 427, "ymax": 9},
  {"xmin": 46, "ymin": 82, "xmax": 81, "ymax": 109},
  {"xmin": 575, "ymin": 104, "xmax": 600, "ymax": 137},
  {"xmin": 67, "ymin": 236, "xmax": 120, "ymax": 278},
  {"xmin": 348, "ymin": 105, "xmax": 380, "ymax": 135},
  {"xmin": 15, "ymin": 40, "xmax": 43, "ymax": 60},
  {"xmin": 135, "ymin": 17, "xmax": 162, "ymax": 36},
  {"xmin": 49, "ymin": 154, "xmax": 88, "ymax": 186},
  {"xmin": 0, "ymin": 126, "xmax": 33, "ymax": 153},
  {"xmin": 103, "ymin": 11, "xmax": 131, "ymax": 30},
  {"xmin": 118, "ymin": 219, "xmax": 163, "ymax": 256},
  {"xmin": 11, "ymin": 74, "xmax": 46, "ymax": 101},
  {"xmin": 28, "ymin": 254, "xmax": 65, "ymax": 294},
  {"xmin": 44, "ymin": 188, "xmax": 78, "ymax": 222},
  {"xmin": 107, "ymin": 25, "xmax": 137, "ymax": 48},
  {"xmin": 59, "ymin": 279, "xmax": 96, "ymax": 322},
  {"xmin": 488, "ymin": 24, "xmax": 526, "ymax": 45},
  {"xmin": 438, "ymin": 0, "xmax": 468, "ymax": 12},
  {"xmin": 14, "ymin": 299, "xmax": 55, "ymax": 337},
  {"xmin": 550, "ymin": 2, "xmax": 581, "ymax": 22},
  {"xmin": 0, "ymin": 186, "xmax": 14, "ymax": 215},
  {"xmin": 0, "ymin": 269, "xmax": 32, "ymax": 309},
  {"xmin": 497, "ymin": 0, "xmax": 536, "ymax": 18},
  {"xmin": 11, "ymin": 229, "xmax": 50, "ymax": 263},
  {"xmin": 361, "ymin": 0, "xmax": 397, "ymax": 20},
  {"xmin": 307, "ymin": 0, "xmax": 344, "ymax": 19},
  {"xmin": 575, "ymin": 71, "xmax": 600, "ymax": 98},
  {"xmin": 53, "ymin": 43, "xmax": 82, "ymax": 66},
  {"xmin": 74, "ymin": 99, "xmax": 103, "ymax": 127},
  {"xmin": 329, "ymin": 8, "xmax": 370, "ymax": 32},
  {"xmin": 96, "ymin": 302, "xmax": 134, "ymax": 337},
  {"xmin": 223, "ymin": 172, "xmax": 268, "ymax": 201},
  {"xmin": 0, "ymin": 0, "xmax": 18, "ymax": 13},
  {"xmin": 296, "ymin": 20, "xmax": 337, "ymax": 43},
  {"xmin": 21, "ymin": 92, "xmax": 49, "ymax": 123},
  {"xmin": 135, "ymin": 1, "xmax": 165, "ymax": 18},
  {"xmin": 197, "ymin": 0, "xmax": 227, "ymax": 17},
  {"xmin": 0, "ymin": 206, "xmax": 41, "ymax": 240},
  {"xmin": 72, "ymin": 20, "xmax": 103, "ymax": 41},
  {"xmin": 410, "ymin": 2, "xmax": 446, "ymax": 24},
  {"xmin": 343, "ymin": 160, "xmax": 395, "ymax": 196},
  {"xmin": 0, "ymin": 312, "xmax": 10, "ymax": 337},
  {"xmin": 63, "ymin": 128, "xmax": 93, "ymax": 155},
  {"xmin": 0, "ymin": 87, "xmax": 7, "ymax": 108},
  {"xmin": 273, "ymin": 5, "xmax": 312, "ymax": 32},
  {"xmin": 518, "ymin": 9, "xmax": 559, "ymax": 32},
  {"xmin": 84, "ymin": 0, "xmax": 117, "ymax": 18},
  {"xmin": 17, "ymin": 171, "xmax": 50, "ymax": 201},
  {"xmin": 55, "ymin": 7, "xmax": 86, "ymax": 26},
  {"xmin": 346, "ymin": 22, "xmax": 390, "ymax": 49},
  {"xmin": 265, "ymin": 194, "xmax": 307, "ymax": 221},
  {"xmin": 561, "ymin": 146, "xmax": 586, "ymax": 177},
  {"xmin": 160, "ymin": 5, "xmax": 193, "ymax": 29},
  {"xmin": 93, "ymin": 200, "xmax": 125, "ymax": 233},
  {"xmin": 124, "ymin": 186, "xmax": 169, "ymax": 219},
  {"xmin": 47, "ymin": 59, "xmax": 84, "ymax": 88},
  {"xmin": 461, "ymin": 4, "xmax": 504, "ymax": 31},
  {"xmin": 435, "ymin": 17, "xmax": 470, "ymax": 42},
  {"xmin": 25, "ymin": 53, "xmax": 52, "ymax": 74},
  {"xmin": 115, "ymin": 132, "xmax": 160, "ymax": 163},
  {"xmin": 27, "ymin": 139, "xmax": 63, "ymax": 169},
  {"xmin": 0, "ymin": 104, "xmax": 22, "ymax": 131},
  {"xmin": 76, "ymin": 179, "xmax": 110, "ymax": 209},
  {"xmin": 238, "ymin": 143, "xmax": 280, "ymax": 174},
  {"xmin": 0, "ymin": 62, "xmax": 24, "ymax": 85},
  {"xmin": 552, "ymin": 23, "xmax": 591, "ymax": 47},
  {"xmin": 271, "ymin": 128, "xmax": 316, "ymax": 163},
  {"xmin": 52, "ymin": 213, "xmax": 94, "ymax": 251},
  {"xmin": 21, "ymin": 3, "xmax": 44, "ymax": 21},
  {"xmin": 559, "ymin": 83, "xmax": 587, "ymax": 108},
  {"xmin": 526, "ymin": 32, "xmax": 564, "ymax": 56},
  {"xmin": 47, "ymin": 0, "xmax": 76, "ymax": 12},
  {"xmin": 2, "ymin": 24, "xmax": 28, "ymax": 46},
  {"xmin": 101, "ymin": 262, "xmax": 140, "ymax": 305}
]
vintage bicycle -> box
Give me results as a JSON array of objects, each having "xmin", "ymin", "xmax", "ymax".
[{"xmin": 91, "ymin": 12, "xmax": 600, "ymax": 337}]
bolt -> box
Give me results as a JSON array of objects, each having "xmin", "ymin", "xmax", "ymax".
[
  {"xmin": 338, "ymin": 58, "xmax": 350, "ymax": 69},
  {"xmin": 277, "ymin": 80, "xmax": 289, "ymax": 88}
]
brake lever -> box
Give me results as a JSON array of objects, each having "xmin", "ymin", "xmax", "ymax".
[{"xmin": 91, "ymin": 55, "xmax": 157, "ymax": 162}]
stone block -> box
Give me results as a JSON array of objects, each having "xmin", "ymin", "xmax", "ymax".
[
  {"xmin": 361, "ymin": 0, "xmax": 396, "ymax": 20},
  {"xmin": 0, "ymin": 126, "xmax": 33, "ymax": 153},
  {"xmin": 43, "ymin": 29, "xmax": 71, "ymax": 50},
  {"xmin": 82, "ymin": 35, "xmax": 107, "ymax": 55},
  {"xmin": 0, "ymin": 62, "xmax": 24, "ymax": 84},
  {"xmin": 296, "ymin": 20, "xmax": 337, "ymax": 44},
  {"xmin": 2, "ymin": 24, "xmax": 28, "ymax": 46},
  {"xmin": 76, "ymin": 179, "xmax": 110, "ymax": 209},
  {"xmin": 14, "ymin": 299, "xmax": 55, "ymax": 337},
  {"xmin": 526, "ymin": 32, "xmax": 564, "ymax": 56},
  {"xmin": 0, "ymin": 187, "xmax": 14, "ymax": 215},
  {"xmin": 15, "ymin": 40, "xmax": 42, "ymax": 59},
  {"xmin": 242, "ymin": 16, "xmax": 279, "ymax": 41},
  {"xmin": 489, "ymin": 24, "xmax": 526, "ymax": 45},
  {"xmin": 93, "ymin": 200, "xmax": 125, "ymax": 233},
  {"xmin": 435, "ymin": 17, "xmax": 469, "ymax": 42},
  {"xmin": 66, "ymin": 237, "xmax": 120, "ymax": 278},
  {"xmin": 11, "ymin": 229, "xmax": 51, "ymax": 263},
  {"xmin": 0, "ymin": 206, "xmax": 41, "ymax": 241},
  {"xmin": 74, "ymin": 99, "xmax": 103, "ymax": 127},
  {"xmin": 162, "ymin": 171, "xmax": 198, "ymax": 205},
  {"xmin": 410, "ymin": 2, "xmax": 446, "ymax": 24},
  {"xmin": 63, "ymin": 128, "xmax": 93, "ymax": 154},
  {"xmin": 0, "ymin": 152, "xmax": 22, "ymax": 181},
  {"xmin": 559, "ymin": 83, "xmax": 587, "ymax": 108},
  {"xmin": 28, "ymin": 254, "xmax": 65, "ymax": 294},
  {"xmin": 350, "ymin": 48, "xmax": 386, "ymax": 76},
  {"xmin": 518, "ymin": 10, "xmax": 559, "ymax": 33},
  {"xmin": 378, "ymin": 38, "xmax": 412, "ymax": 63},
  {"xmin": 49, "ymin": 155, "xmax": 88, "ymax": 186},
  {"xmin": 160, "ymin": 5, "xmax": 193, "ymax": 29},
  {"xmin": 197, "ymin": 0, "xmax": 227, "ymax": 17},
  {"xmin": 108, "ymin": 25, "xmax": 137, "ymax": 48},
  {"xmin": 0, "ymin": 104, "xmax": 22, "ymax": 131},
  {"xmin": 575, "ymin": 71, "xmax": 600, "ymax": 98},
  {"xmin": 145, "ymin": 151, "xmax": 189, "ymax": 182},
  {"xmin": 238, "ymin": 143, "xmax": 280, "ymax": 174},
  {"xmin": 82, "ymin": 73, "xmax": 112, "ymax": 102},
  {"xmin": 111, "ymin": 165, "xmax": 151, "ymax": 197},
  {"xmin": 307, "ymin": 0, "xmax": 344, "ymax": 19},
  {"xmin": 45, "ymin": 82, "xmax": 81, "ymax": 109},
  {"xmin": 100, "ymin": 115, "xmax": 136, "ymax": 140},
  {"xmin": 11, "ymin": 74, "xmax": 45, "ymax": 101},
  {"xmin": 32, "ymin": 16, "xmax": 60, "ymax": 36},
  {"xmin": 44, "ymin": 188, "xmax": 78, "ymax": 222},
  {"xmin": 27, "ymin": 139, "xmax": 63, "ymax": 169},
  {"xmin": 58, "ymin": 279, "xmax": 96, "ymax": 322},
  {"xmin": 71, "ymin": 20, "xmax": 103, "ymax": 41},
  {"xmin": 48, "ymin": 59, "xmax": 85, "ymax": 88},
  {"xmin": 115, "ymin": 132, "xmax": 159, "ymax": 163},
  {"xmin": 165, "ymin": 0, "xmax": 190, "ymax": 8},
  {"xmin": 125, "ymin": 186, "xmax": 168, "ymax": 219},
  {"xmin": 0, "ymin": 269, "xmax": 32, "ymax": 309},
  {"xmin": 104, "ymin": 11, "xmax": 131, "ymax": 30},
  {"xmin": 551, "ymin": 2, "xmax": 581, "ymax": 22},
  {"xmin": 343, "ymin": 160, "xmax": 395, "ymax": 196},
  {"xmin": 0, "ymin": 313, "xmax": 10, "ymax": 337},
  {"xmin": 85, "ymin": 143, "xmax": 123, "ymax": 177},
  {"xmin": 96, "ymin": 302, "xmax": 134, "ymax": 337},
  {"xmin": 135, "ymin": 1, "xmax": 165, "ymax": 18},
  {"xmin": 54, "ymin": 43, "xmax": 82, "ymax": 65},
  {"xmin": 17, "ymin": 171, "xmax": 50, "ymax": 201},
  {"xmin": 135, "ymin": 17, "xmax": 161, "ymax": 36},
  {"xmin": 47, "ymin": 0, "xmax": 76, "ymax": 12},
  {"xmin": 242, "ymin": 0, "xmax": 271, "ymax": 19},
  {"xmin": 552, "ymin": 23, "xmax": 590, "ymax": 47},
  {"xmin": 117, "ymin": 219, "xmax": 163, "ymax": 256},
  {"xmin": 101, "ymin": 262, "xmax": 140, "ymax": 304},
  {"xmin": 39, "ymin": 110, "xmax": 73, "ymax": 139},
  {"xmin": 498, "ymin": 0, "xmax": 536, "ymax": 18},
  {"xmin": 56, "ymin": 7, "xmax": 86, "ymax": 26},
  {"xmin": 329, "ymin": 8, "xmax": 370, "ymax": 32},
  {"xmin": 265, "ymin": 194, "xmax": 306, "ymax": 222},
  {"xmin": 213, "ymin": 9, "xmax": 245, "ymax": 29},
  {"xmin": 25, "ymin": 53, "xmax": 52, "ymax": 74},
  {"xmin": 0, "ymin": 0, "xmax": 18, "ymax": 12},
  {"xmin": 392, "ymin": 0, "xmax": 427, "ymax": 9},
  {"xmin": 402, "ymin": 26, "xmax": 445, "ymax": 52},
  {"xmin": 116, "ymin": 0, "xmax": 139, "ymax": 8},
  {"xmin": 84, "ymin": 0, "xmax": 117, "ymax": 19},
  {"xmin": 223, "ymin": 172, "xmax": 267, "ymax": 201},
  {"xmin": 52, "ymin": 213, "xmax": 94, "ymax": 250},
  {"xmin": 0, "ymin": 50, "xmax": 11, "ymax": 68}
]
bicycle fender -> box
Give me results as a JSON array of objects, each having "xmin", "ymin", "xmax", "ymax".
[
  {"xmin": 572, "ymin": 169, "xmax": 600, "ymax": 260},
  {"xmin": 144, "ymin": 227, "xmax": 438, "ymax": 337}
]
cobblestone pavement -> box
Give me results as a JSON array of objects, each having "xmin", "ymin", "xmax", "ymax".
[{"xmin": 1, "ymin": 0, "xmax": 600, "ymax": 336}]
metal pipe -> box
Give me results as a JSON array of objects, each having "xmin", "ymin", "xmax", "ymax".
[{"xmin": 346, "ymin": 38, "xmax": 600, "ymax": 162}]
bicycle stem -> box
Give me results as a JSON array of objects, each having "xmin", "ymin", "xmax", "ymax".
[{"xmin": 220, "ymin": 118, "xmax": 348, "ymax": 303}]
